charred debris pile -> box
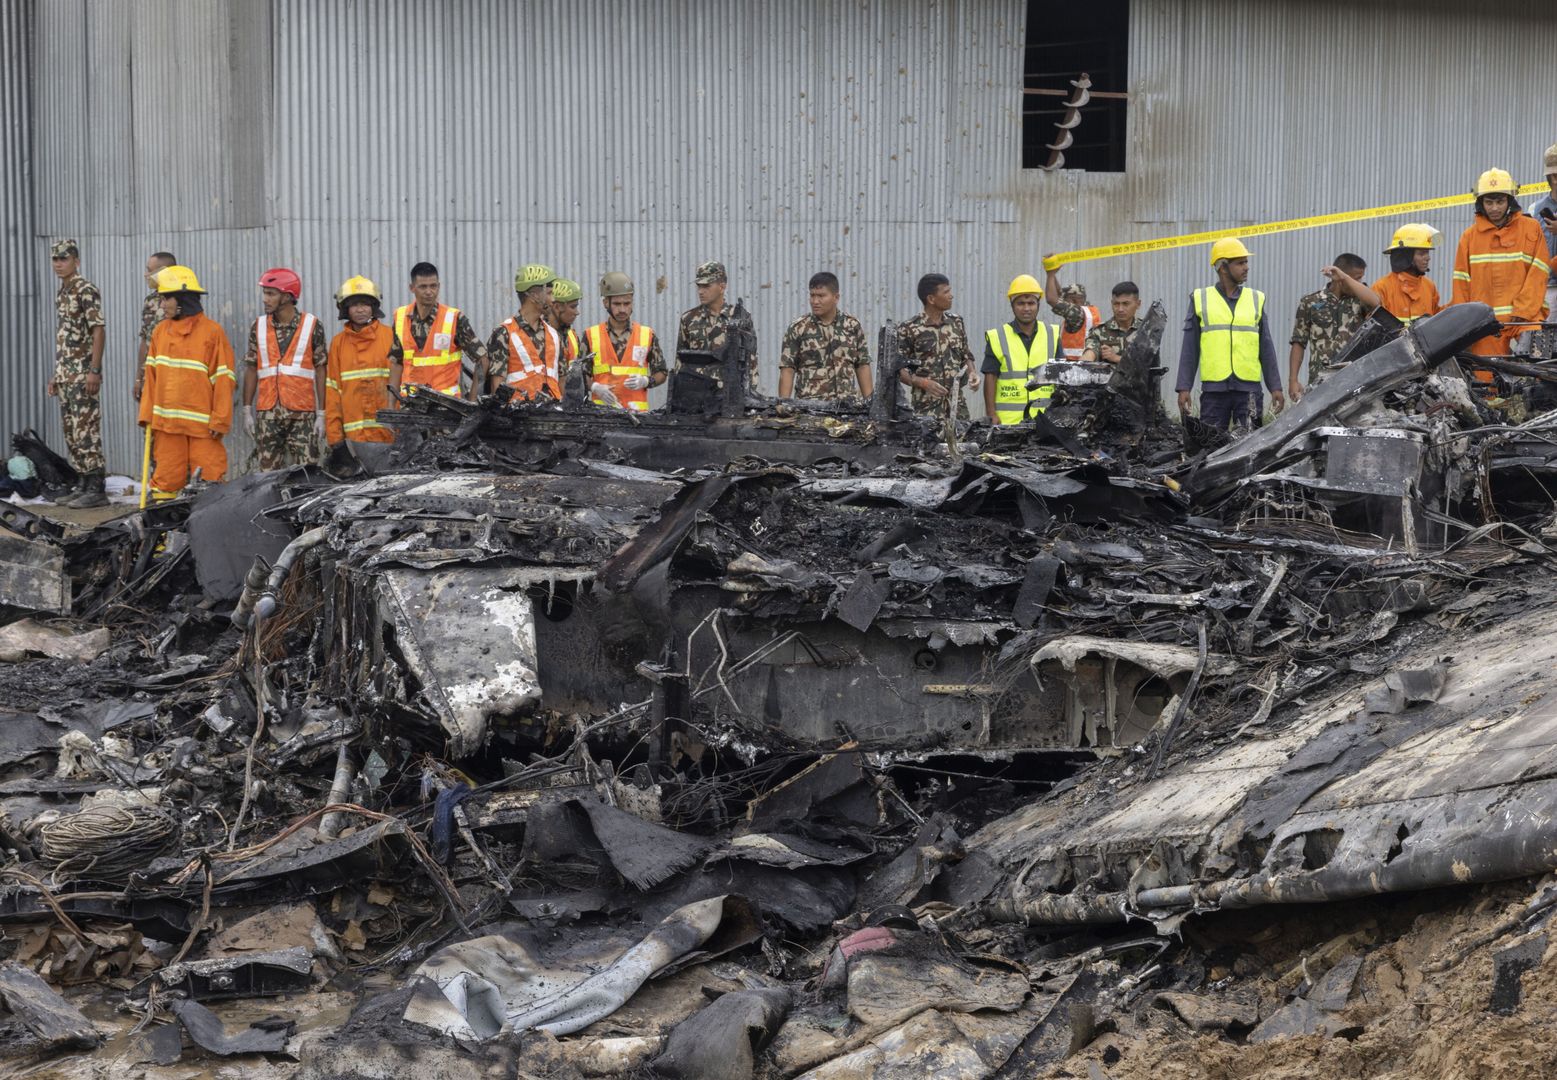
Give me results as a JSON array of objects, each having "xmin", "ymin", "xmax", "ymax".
[{"xmin": 1, "ymin": 304, "xmax": 1557, "ymax": 1076}]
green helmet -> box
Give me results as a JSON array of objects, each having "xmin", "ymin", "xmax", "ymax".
[
  {"xmin": 551, "ymin": 277, "xmax": 583, "ymax": 304},
  {"xmin": 514, "ymin": 263, "xmax": 556, "ymax": 295},
  {"xmin": 600, "ymin": 271, "xmax": 635, "ymax": 298}
]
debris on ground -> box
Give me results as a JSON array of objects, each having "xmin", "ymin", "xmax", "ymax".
[{"xmin": 3, "ymin": 307, "xmax": 1557, "ymax": 1076}]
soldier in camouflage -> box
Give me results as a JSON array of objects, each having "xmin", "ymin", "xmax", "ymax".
[
  {"xmin": 677, "ymin": 261, "xmax": 759, "ymax": 392},
  {"xmin": 241, "ymin": 271, "xmax": 329, "ymax": 471},
  {"xmin": 1080, "ymin": 280, "xmax": 1144, "ymax": 363},
  {"xmin": 896, "ymin": 273, "xmax": 979, "ymax": 418},
  {"xmin": 1286, "ymin": 254, "xmax": 1381, "ymax": 401},
  {"xmin": 47, "ymin": 239, "xmax": 109, "ymax": 507},
  {"xmin": 778, "ymin": 271, "xmax": 872, "ymax": 400},
  {"xmin": 134, "ymin": 251, "xmax": 176, "ymax": 402}
]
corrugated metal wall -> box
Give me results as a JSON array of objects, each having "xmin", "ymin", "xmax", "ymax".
[
  {"xmin": 1, "ymin": 0, "xmax": 39, "ymax": 456},
  {"xmin": 17, "ymin": 0, "xmax": 1557, "ymax": 475}
]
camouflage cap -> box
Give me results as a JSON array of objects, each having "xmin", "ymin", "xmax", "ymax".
[
  {"xmin": 695, "ymin": 261, "xmax": 727, "ymax": 285},
  {"xmin": 50, "ymin": 239, "xmax": 79, "ymax": 259},
  {"xmin": 1060, "ymin": 283, "xmax": 1087, "ymax": 302},
  {"xmin": 1546, "ymin": 143, "xmax": 1557, "ymax": 172}
]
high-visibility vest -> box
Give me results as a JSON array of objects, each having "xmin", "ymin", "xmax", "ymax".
[
  {"xmin": 1193, "ymin": 286, "xmax": 1265, "ymax": 383},
  {"xmin": 986, "ymin": 322, "xmax": 1056, "ymax": 423},
  {"xmin": 255, "ymin": 312, "xmax": 318, "ymax": 413},
  {"xmin": 502, "ymin": 316, "xmax": 562, "ymax": 400},
  {"xmin": 325, "ymin": 321, "xmax": 395, "ymax": 444},
  {"xmin": 586, "ymin": 322, "xmax": 654, "ymax": 410},
  {"xmin": 1060, "ymin": 305, "xmax": 1102, "ymax": 360},
  {"xmin": 560, "ymin": 326, "xmax": 580, "ymax": 363},
  {"xmin": 393, "ymin": 303, "xmax": 463, "ymax": 395}
]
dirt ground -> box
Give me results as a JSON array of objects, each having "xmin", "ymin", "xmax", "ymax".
[{"xmin": 1046, "ymin": 877, "xmax": 1557, "ymax": 1080}]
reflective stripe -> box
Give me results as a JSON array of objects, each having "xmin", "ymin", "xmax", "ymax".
[
  {"xmin": 149, "ymin": 356, "xmax": 211, "ymax": 373},
  {"xmin": 1194, "ymin": 287, "xmax": 1265, "ymax": 383},
  {"xmin": 1453, "ymin": 271, "xmax": 1472, "ymax": 281},
  {"xmin": 1469, "ymin": 253, "xmax": 1532, "ymax": 264},
  {"xmin": 1492, "ymin": 305, "xmax": 1515, "ymax": 315},
  {"xmin": 153, "ymin": 405, "xmax": 212, "ymax": 424},
  {"xmin": 344, "ymin": 418, "xmax": 389, "ymax": 432},
  {"xmin": 986, "ymin": 322, "xmax": 1055, "ymax": 423},
  {"xmin": 211, "ymin": 365, "xmax": 235, "ymax": 383},
  {"xmin": 340, "ymin": 367, "xmax": 390, "ymax": 381},
  {"xmin": 606, "ymin": 364, "xmax": 649, "ymax": 374}
]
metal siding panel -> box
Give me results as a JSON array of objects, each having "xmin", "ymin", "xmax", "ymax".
[{"xmin": 24, "ymin": 0, "xmax": 1557, "ymax": 476}]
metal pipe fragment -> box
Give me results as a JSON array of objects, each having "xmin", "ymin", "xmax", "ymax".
[
  {"xmin": 319, "ymin": 743, "xmax": 357, "ymax": 840},
  {"xmin": 252, "ymin": 526, "xmax": 329, "ymax": 620},
  {"xmin": 229, "ymin": 557, "xmax": 272, "ymax": 630}
]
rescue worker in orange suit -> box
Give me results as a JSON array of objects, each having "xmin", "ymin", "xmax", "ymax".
[
  {"xmin": 1042, "ymin": 260, "xmax": 1103, "ymax": 361},
  {"xmin": 1373, "ymin": 224, "xmax": 1443, "ymax": 327},
  {"xmin": 549, "ymin": 278, "xmax": 584, "ymax": 365},
  {"xmin": 388, "ymin": 261, "xmax": 486, "ymax": 401},
  {"xmin": 138, "ymin": 266, "xmax": 235, "ymax": 499},
  {"xmin": 486, "ymin": 264, "xmax": 567, "ymax": 400},
  {"xmin": 324, "ymin": 275, "xmax": 396, "ymax": 472},
  {"xmin": 1452, "ymin": 169, "xmax": 1550, "ymax": 382},
  {"xmin": 241, "ymin": 267, "xmax": 327, "ymax": 470},
  {"xmin": 586, "ymin": 272, "xmax": 666, "ymax": 411}
]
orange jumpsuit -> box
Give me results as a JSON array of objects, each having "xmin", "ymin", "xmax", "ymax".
[
  {"xmin": 1372, "ymin": 272, "xmax": 1441, "ymax": 326},
  {"xmin": 1452, "ymin": 211, "xmax": 1550, "ymax": 378},
  {"xmin": 325, "ymin": 320, "xmax": 395, "ymax": 444},
  {"xmin": 139, "ymin": 313, "xmax": 235, "ymax": 497}
]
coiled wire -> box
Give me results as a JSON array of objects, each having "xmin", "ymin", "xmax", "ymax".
[{"xmin": 38, "ymin": 803, "xmax": 179, "ymax": 882}]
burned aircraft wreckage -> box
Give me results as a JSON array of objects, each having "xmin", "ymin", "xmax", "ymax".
[{"xmin": 4, "ymin": 301, "xmax": 1557, "ymax": 1075}]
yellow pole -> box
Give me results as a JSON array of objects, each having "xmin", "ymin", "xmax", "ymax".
[{"xmin": 138, "ymin": 425, "xmax": 152, "ymax": 509}]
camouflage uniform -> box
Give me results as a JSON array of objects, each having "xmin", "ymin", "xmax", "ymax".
[
  {"xmin": 1082, "ymin": 316, "xmax": 1140, "ymax": 361},
  {"xmin": 1048, "ymin": 288, "xmax": 1090, "ymax": 336},
  {"xmin": 139, "ymin": 290, "xmax": 164, "ymax": 351},
  {"xmin": 244, "ymin": 312, "xmax": 328, "ymax": 470},
  {"xmin": 484, "ymin": 313, "xmax": 572, "ymax": 389},
  {"xmin": 53, "ymin": 242, "xmax": 106, "ymax": 476},
  {"xmin": 779, "ymin": 312, "xmax": 871, "ymax": 399},
  {"xmin": 677, "ymin": 262, "xmax": 759, "ymax": 391},
  {"xmin": 1291, "ymin": 288, "xmax": 1369, "ymax": 384},
  {"xmin": 896, "ymin": 311, "xmax": 976, "ymax": 418}
]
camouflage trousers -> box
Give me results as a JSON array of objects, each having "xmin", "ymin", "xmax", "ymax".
[
  {"xmin": 56, "ymin": 376, "xmax": 105, "ymax": 475},
  {"xmin": 253, "ymin": 410, "xmax": 316, "ymax": 471}
]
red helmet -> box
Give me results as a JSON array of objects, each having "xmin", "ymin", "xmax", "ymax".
[{"xmin": 258, "ymin": 267, "xmax": 302, "ymax": 299}]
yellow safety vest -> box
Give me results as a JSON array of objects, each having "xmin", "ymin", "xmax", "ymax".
[
  {"xmin": 985, "ymin": 322, "xmax": 1056, "ymax": 423},
  {"xmin": 1193, "ymin": 286, "xmax": 1265, "ymax": 383}
]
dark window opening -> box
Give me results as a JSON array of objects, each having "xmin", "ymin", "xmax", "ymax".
[{"xmin": 1022, "ymin": 0, "xmax": 1130, "ymax": 172}]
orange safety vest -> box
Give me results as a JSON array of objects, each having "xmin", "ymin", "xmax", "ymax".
[
  {"xmin": 560, "ymin": 326, "xmax": 580, "ymax": 363},
  {"xmin": 585, "ymin": 322, "xmax": 654, "ymax": 411},
  {"xmin": 393, "ymin": 303, "xmax": 463, "ymax": 394},
  {"xmin": 255, "ymin": 312, "xmax": 319, "ymax": 412},
  {"xmin": 325, "ymin": 320, "xmax": 395, "ymax": 444},
  {"xmin": 1060, "ymin": 305, "xmax": 1102, "ymax": 360},
  {"xmin": 502, "ymin": 316, "xmax": 562, "ymax": 400}
]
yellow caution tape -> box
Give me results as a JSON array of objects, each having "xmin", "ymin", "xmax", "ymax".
[{"xmin": 1042, "ymin": 183, "xmax": 1550, "ymax": 271}]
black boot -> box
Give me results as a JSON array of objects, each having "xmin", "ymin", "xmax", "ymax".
[{"xmin": 64, "ymin": 471, "xmax": 107, "ymax": 508}]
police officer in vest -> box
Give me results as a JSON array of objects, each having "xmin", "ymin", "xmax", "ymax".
[
  {"xmin": 1175, "ymin": 239, "xmax": 1284, "ymax": 432},
  {"xmin": 981, "ymin": 274, "xmax": 1062, "ymax": 424}
]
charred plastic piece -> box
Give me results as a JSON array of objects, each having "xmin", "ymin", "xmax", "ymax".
[{"xmin": 1186, "ymin": 303, "xmax": 1499, "ymax": 504}]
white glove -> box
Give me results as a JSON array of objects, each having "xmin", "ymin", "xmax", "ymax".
[
  {"xmin": 313, "ymin": 413, "xmax": 326, "ymax": 441},
  {"xmin": 623, "ymin": 374, "xmax": 650, "ymax": 391},
  {"xmin": 590, "ymin": 381, "xmax": 621, "ymax": 408},
  {"xmin": 242, "ymin": 405, "xmax": 257, "ymax": 436}
]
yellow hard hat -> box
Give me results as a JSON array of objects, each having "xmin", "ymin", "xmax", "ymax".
[
  {"xmin": 1007, "ymin": 273, "xmax": 1043, "ymax": 300},
  {"xmin": 1474, "ymin": 168, "xmax": 1516, "ymax": 198},
  {"xmin": 514, "ymin": 264, "xmax": 556, "ymax": 294},
  {"xmin": 1209, "ymin": 238, "xmax": 1250, "ymax": 266},
  {"xmin": 1383, "ymin": 224, "xmax": 1439, "ymax": 253},
  {"xmin": 336, "ymin": 274, "xmax": 383, "ymax": 305},
  {"xmin": 551, "ymin": 278, "xmax": 582, "ymax": 304},
  {"xmin": 155, "ymin": 265, "xmax": 207, "ymax": 295}
]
